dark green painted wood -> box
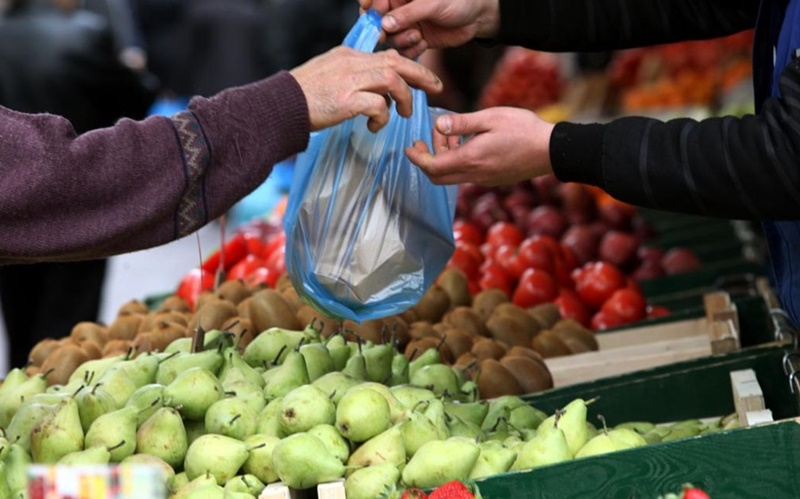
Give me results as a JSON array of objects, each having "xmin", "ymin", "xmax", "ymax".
[
  {"xmin": 476, "ymin": 421, "xmax": 800, "ymax": 499},
  {"xmin": 523, "ymin": 343, "xmax": 797, "ymax": 425},
  {"xmin": 639, "ymin": 260, "xmax": 765, "ymax": 297}
]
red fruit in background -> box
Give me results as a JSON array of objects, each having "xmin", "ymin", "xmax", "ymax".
[
  {"xmin": 683, "ymin": 488, "xmax": 711, "ymax": 499},
  {"xmin": 637, "ymin": 246, "xmax": 665, "ymax": 264},
  {"xmin": 587, "ymin": 221, "xmax": 610, "ymax": 241},
  {"xmin": 264, "ymin": 245, "xmax": 286, "ymax": 286},
  {"xmin": 512, "ymin": 268, "xmax": 559, "ymax": 308},
  {"xmin": 526, "ymin": 205, "xmax": 568, "ymax": 238},
  {"xmin": 447, "ymin": 245, "xmax": 482, "ymax": 281},
  {"xmin": 598, "ymin": 202, "xmax": 636, "ymax": 231},
  {"xmin": 599, "ymin": 230, "xmax": 640, "ymax": 270},
  {"xmin": 453, "ymin": 220, "xmax": 484, "ymax": 246},
  {"xmin": 227, "ymin": 254, "xmax": 267, "ymax": 282},
  {"xmin": 574, "ymin": 262, "xmax": 627, "ymax": 309},
  {"xmin": 479, "ymin": 263, "xmax": 513, "ymax": 296},
  {"xmin": 517, "ymin": 237, "xmax": 557, "ymax": 275},
  {"xmin": 561, "ymin": 225, "xmax": 599, "ymax": 265},
  {"xmin": 559, "ymin": 182, "xmax": 597, "ymax": 224},
  {"xmin": 201, "ymin": 233, "xmax": 248, "ymax": 273},
  {"xmin": 531, "ymin": 175, "xmax": 561, "ymax": 206},
  {"xmin": 555, "ymin": 288, "xmax": 591, "ymax": 327},
  {"xmin": 244, "ymin": 266, "xmax": 275, "ymax": 288},
  {"xmin": 632, "ymin": 217, "xmax": 656, "ymax": 241},
  {"xmin": 456, "ymin": 242, "xmax": 484, "ymax": 266},
  {"xmin": 494, "ymin": 244, "xmax": 527, "ymax": 281},
  {"xmin": 429, "ymin": 481, "xmax": 474, "ymax": 499},
  {"xmin": 660, "ymin": 248, "xmax": 702, "ymax": 275},
  {"xmin": 243, "ymin": 232, "xmax": 266, "ymax": 257},
  {"xmin": 591, "ymin": 310, "xmax": 626, "ymax": 331},
  {"xmin": 509, "ymin": 204, "xmax": 533, "ymax": 228},
  {"xmin": 262, "ymin": 231, "xmax": 286, "ymax": 260},
  {"xmin": 631, "ymin": 259, "xmax": 665, "ymax": 281},
  {"xmin": 503, "ymin": 189, "xmax": 536, "ymax": 213},
  {"xmin": 486, "ymin": 221, "xmax": 525, "ymax": 248},
  {"xmin": 601, "ymin": 288, "xmax": 647, "ymax": 323},
  {"xmin": 646, "ymin": 305, "xmax": 671, "ymax": 319},
  {"xmin": 176, "ymin": 267, "xmax": 215, "ymax": 310},
  {"xmin": 470, "ymin": 192, "xmax": 510, "ymax": 232}
]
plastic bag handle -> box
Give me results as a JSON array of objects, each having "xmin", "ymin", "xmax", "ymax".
[{"xmin": 343, "ymin": 9, "xmax": 383, "ymax": 53}]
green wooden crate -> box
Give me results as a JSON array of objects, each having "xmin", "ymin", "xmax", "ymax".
[{"xmin": 474, "ymin": 343, "xmax": 800, "ymax": 498}]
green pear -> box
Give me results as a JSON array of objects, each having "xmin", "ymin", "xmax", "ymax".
[
  {"xmin": 538, "ymin": 398, "xmax": 592, "ymax": 455},
  {"xmin": 446, "ymin": 414, "xmax": 483, "ymax": 440},
  {"xmin": 458, "ymin": 380, "xmax": 480, "ymax": 403},
  {"xmin": 30, "ymin": 398, "xmax": 84, "ymax": 463},
  {"xmin": 311, "ymin": 372, "xmax": 359, "ymax": 405},
  {"xmin": 0, "ymin": 368, "xmax": 28, "ymax": 397},
  {"xmin": 172, "ymin": 473, "xmax": 217, "ymax": 499},
  {"xmin": 347, "ymin": 425, "xmax": 406, "ymax": 468},
  {"xmin": 242, "ymin": 434, "xmax": 281, "ymax": 484},
  {"xmin": 482, "ymin": 396, "xmax": 527, "ymax": 433},
  {"xmin": 118, "ymin": 353, "xmax": 161, "ymax": 387},
  {"xmin": 278, "ymin": 385, "xmax": 335, "ymax": 436},
  {"xmin": 327, "ymin": 343, "xmax": 352, "ymax": 372},
  {"xmin": 400, "ymin": 411, "xmax": 440, "ymax": 457},
  {"xmin": 156, "ymin": 349, "xmax": 224, "ymax": 386},
  {"xmin": 307, "ymin": 424, "xmax": 350, "ymax": 463},
  {"xmin": 183, "ymin": 419, "xmax": 207, "ymax": 447},
  {"xmin": 19, "ymin": 391, "xmax": 70, "ymax": 407},
  {"xmin": 184, "ymin": 434, "xmax": 250, "ymax": 485},
  {"xmin": 162, "ymin": 367, "xmax": 224, "ymax": 420},
  {"xmin": 402, "ymin": 437, "xmax": 480, "ymax": 489},
  {"xmin": 615, "ymin": 421, "xmax": 655, "ymax": 434},
  {"xmin": 136, "ymin": 406, "xmax": 188, "ymax": 468},
  {"xmin": 84, "ymin": 406, "xmax": 137, "ymax": 462},
  {"xmin": 408, "ymin": 347, "xmax": 440, "ymax": 380},
  {"xmin": 575, "ymin": 433, "xmax": 623, "ymax": 459},
  {"xmin": 509, "ymin": 404, "xmax": 548, "ymax": 431},
  {"xmin": 6, "ymin": 402, "xmax": 56, "ymax": 453},
  {"xmin": 74, "ymin": 383, "xmax": 120, "ymax": 432},
  {"xmin": 93, "ymin": 367, "xmax": 138, "ymax": 408},
  {"xmin": 445, "ymin": 400, "xmax": 489, "ymax": 428},
  {"xmin": 607, "ymin": 428, "xmax": 647, "ymax": 449},
  {"xmin": 336, "ymin": 388, "xmax": 391, "ymax": 443},
  {"xmin": 469, "ymin": 442, "xmax": 517, "ymax": 479},
  {"xmin": 254, "ymin": 398, "xmax": 284, "ymax": 438},
  {"xmin": 0, "ymin": 461, "xmax": 9, "ymax": 499},
  {"xmin": 389, "ymin": 352, "xmax": 410, "ymax": 386},
  {"xmin": 345, "ymin": 462, "xmax": 400, "ymax": 499},
  {"xmin": 0, "ymin": 373, "xmax": 48, "ymax": 428},
  {"xmin": 363, "ymin": 343, "xmax": 394, "ymax": 383},
  {"xmin": 165, "ymin": 337, "xmax": 192, "ymax": 354},
  {"xmin": 204, "ymin": 397, "xmax": 257, "ymax": 440},
  {"xmin": 219, "ymin": 348, "xmax": 266, "ymax": 388},
  {"xmin": 346, "ymin": 383, "xmax": 407, "ymax": 424},
  {"xmin": 299, "ymin": 343, "xmax": 335, "ymax": 382},
  {"xmin": 223, "ymin": 377, "xmax": 267, "ymax": 415},
  {"xmin": 510, "ymin": 425, "xmax": 572, "ymax": 470},
  {"xmin": 121, "ymin": 453, "xmax": 175, "ymax": 483},
  {"xmin": 184, "ymin": 484, "xmax": 225, "ymax": 499},
  {"xmin": 4, "ymin": 444, "xmax": 30, "ymax": 493},
  {"xmin": 271, "ymin": 433, "xmax": 345, "ymax": 489},
  {"xmin": 224, "ymin": 474, "xmax": 265, "ymax": 495},
  {"xmin": 125, "ymin": 383, "xmax": 165, "ymax": 426},
  {"xmin": 168, "ymin": 471, "xmax": 190, "ymax": 492},
  {"xmin": 68, "ymin": 354, "xmax": 124, "ymax": 387},
  {"xmin": 341, "ymin": 346, "xmax": 368, "ymax": 381},
  {"xmin": 390, "ymin": 385, "xmax": 437, "ymax": 410},
  {"xmin": 0, "ymin": 436, "xmax": 9, "ymax": 461},
  {"xmin": 422, "ymin": 399, "xmax": 450, "ymax": 440},
  {"xmin": 243, "ymin": 327, "xmax": 305, "ymax": 367},
  {"xmin": 662, "ymin": 426, "xmax": 702, "ymax": 442},
  {"xmin": 263, "ymin": 350, "xmax": 310, "ymax": 401},
  {"xmin": 57, "ymin": 444, "xmax": 116, "ymax": 465},
  {"xmin": 410, "ymin": 364, "xmax": 460, "ymax": 398}
]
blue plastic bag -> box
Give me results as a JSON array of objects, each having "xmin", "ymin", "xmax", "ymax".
[{"xmin": 283, "ymin": 10, "xmax": 458, "ymax": 322}]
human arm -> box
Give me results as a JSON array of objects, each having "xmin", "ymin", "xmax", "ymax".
[
  {"xmin": 362, "ymin": 0, "xmax": 757, "ymax": 58},
  {"xmin": 0, "ymin": 49, "xmax": 441, "ymax": 264},
  {"xmin": 409, "ymin": 57, "xmax": 800, "ymax": 221}
]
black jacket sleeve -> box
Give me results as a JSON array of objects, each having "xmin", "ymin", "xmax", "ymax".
[{"xmin": 496, "ymin": 0, "xmax": 757, "ymax": 51}]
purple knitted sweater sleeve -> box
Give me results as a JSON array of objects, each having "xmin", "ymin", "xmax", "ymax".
[{"xmin": 0, "ymin": 71, "xmax": 309, "ymax": 265}]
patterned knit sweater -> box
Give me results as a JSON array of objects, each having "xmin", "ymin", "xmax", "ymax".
[{"xmin": 0, "ymin": 71, "xmax": 310, "ymax": 265}]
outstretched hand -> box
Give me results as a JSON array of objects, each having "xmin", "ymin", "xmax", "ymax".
[
  {"xmin": 359, "ymin": 0, "xmax": 500, "ymax": 59},
  {"xmin": 290, "ymin": 46, "xmax": 442, "ymax": 132},
  {"xmin": 406, "ymin": 107, "xmax": 555, "ymax": 186}
]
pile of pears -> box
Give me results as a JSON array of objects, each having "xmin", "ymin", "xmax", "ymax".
[{"xmin": 0, "ymin": 309, "xmax": 741, "ymax": 499}]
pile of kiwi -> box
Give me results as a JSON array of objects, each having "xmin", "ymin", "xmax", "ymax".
[{"xmin": 22, "ymin": 268, "xmax": 597, "ymax": 399}]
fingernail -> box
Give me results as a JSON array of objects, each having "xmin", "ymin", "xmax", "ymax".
[
  {"xmin": 383, "ymin": 15, "xmax": 398, "ymax": 31},
  {"xmin": 437, "ymin": 116, "xmax": 451, "ymax": 134}
]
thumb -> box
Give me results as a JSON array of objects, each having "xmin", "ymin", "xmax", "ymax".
[
  {"xmin": 435, "ymin": 112, "xmax": 489, "ymax": 136},
  {"xmin": 382, "ymin": 1, "xmax": 436, "ymax": 32}
]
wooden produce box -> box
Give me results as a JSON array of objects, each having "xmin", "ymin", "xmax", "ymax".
[{"xmin": 474, "ymin": 342, "xmax": 800, "ymax": 498}]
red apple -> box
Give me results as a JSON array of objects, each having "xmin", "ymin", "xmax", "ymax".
[
  {"xmin": 526, "ymin": 205, "xmax": 568, "ymax": 238},
  {"xmin": 531, "ymin": 175, "xmax": 560, "ymax": 206},
  {"xmin": 631, "ymin": 260, "xmax": 665, "ymax": 281},
  {"xmin": 598, "ymin": 230, "xmax": 640, "ymax": 270},
  {"xmin": 470, "ymin": 192, "xmax": 510, "ymax": 232},
  {"xmin": 503, "ymin": 190, "xmax": 536, "ymax": 213},
  {"xmin": 660, "ymin": 248, "xmax": 702, "ymax": 275},
  {"xmin": 637, "ymin": 246, "xmax": 665, "ymax": 264},
  {"xmin": 560, "ymin": 225, "xmax": 598, "ymax": 265},
  {"xmin": 599, "ymin": 202, "xmax": 636, "ymax": 231},
  {"xmin": 559, "ymin": 182, "xmax": 597, "ymax": 224}
]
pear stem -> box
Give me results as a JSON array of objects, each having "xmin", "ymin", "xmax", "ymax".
[
  {"xmin": 224, "ymin": 320, "xmax": 241, "ymax": 334},
  {"xmin": 356, "ymin": 335, "xmax": 363, "ymax": 355},
  {"xmin": 92, "ymin": 383, "xmax": 103, "ymax": 395},
  {"xmin": 295, "ymin": 337, "xmax": 307, "ymax": 352},
  {"xmin": 436, "ymin": 335, "xmax": 447, "ymax": 352},
  {"xmin": 125, "ymin": 346, "xmax": 135, "ymax": 360},
  {"xmin": 224, "ymin": 391, "xmax": 238, "ymax": 397},
  {"xmin": 329, "ymin": 390, "xmax": 337, "ymax": 400},
  {"xmin": 585, "ymin": 396, "xmax": 601, "ymax": 407},
  {"xmin": 247, "ymin": 443, "xmax": 267, "ymax": 452},
  {"xmin": 597, "ymin": 414, "xmax": 609, "ymax": 434},
  {"xmin": 412, "ymin": 399, "xmax": 431, "ymax": 412},
  {"xmin": 107, "ymin": 440, "xmax": 126, "ymax": 452},
  {"xmin": 380, "ymin": 324, "xmax": 389, "ymax": 344},
  {"xmin": 553, "ymin": 409, "xmax": 565, "ymax": 429},
  {"xmin": 160, "ymin": 351, "xmax": 180, "ymax": 364},
  {"xmin": 72, "ymin": 385, "xmax": 85, "ymax": 398},
  {"xmin": 272, "ymin": 345, "xmax": 288, "ymax": 366},
  {"xmin": 42, "ymin": 367, "xmax": 56, "ymax": 380},
  {"xmin": 229, "ymin": 414, "xmax": 241, "ymax": 425},
  {"xmin": 407, "ymin": 348, "xmax": 420, "ymax": 363},
  {"xmin": 490, "ymin": 416, "xmax": 508, "ymax": 433}
]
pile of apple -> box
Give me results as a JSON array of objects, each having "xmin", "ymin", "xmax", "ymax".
[
  {"xmin": 447, "ymin": 177, "xmax": 700, "ymax": 331},
  {"xmin": 0, "ymin": 314, "xmax": 739, "ymax": 497},
  {"xmin": 478, "ymin": 47, "xmax": 564, "ymax": 112}
]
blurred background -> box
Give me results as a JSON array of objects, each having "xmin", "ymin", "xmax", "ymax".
[{"xmin": 0, "ymin": 0, "xmax": 756, "ymax": 376}]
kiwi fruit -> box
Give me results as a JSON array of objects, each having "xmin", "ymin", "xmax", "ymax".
[
  {"xmin": 560, "ymin": 337, "xmax": 593, "ymax": 354},
  {"xmin": 472, "ymin": 289, "xmax": 509, "ymax": 323},
  {"xmin": 280, "ymin": 287, "xmax": 305, "ymax": 313},
  {"xmin": 275, "ymin": 273, "xmax": 294, "ymax": 293},
  {"xmin": 493, "ymin": 303, "xmax": 542, "ymax": 337},
  {"xmin": 25, "ymin": 365, "xmax": 41, "ymax": 377},
  {"xmin": 440, "ymin": 328, "xmax": 474, "ymax": 360},
  {"xmin": 107, "ymin": 314, "xmax": 144, "ymax": 341},
  {"xmin": 79, "ymin": 340, "xmax": 103, "ymax": 360},
  {"xmin": 296, "ymin": 306, "xmax": 341, "ymax": 338},
  {"xmin": 70, "ymin": 322, "xmax": 108, "ymax": 346},
  {"xmin": 486, "ymin": 312, "xmax": 531, "ymax": 348},
  {"xmin": 527, "ymin": 303, "xmax": 562, "ymax": 329},
  {"xmin": 500, "ymin": 355, "xmax": 554, "ymax": 394},
  {"xmin": 436, "ymin": 267, "xmax": 472, "ymax": 308},
  {"xmin": 131, "ymin": 332, "xmax": 160, "ymax": 355},
  {"xmin": 506, "ymin": 345, "xmax": 546, "ymax": 365},
  {"xmin": 470, "ymin": 338, "xmax": 507, "ymax": 361},
  {"xmin": 221, "ymin": 317, "xmax": 256, "ymax": 349},
  {"xmin": 157, "ymin": 295, "xmax": 191, "ymax": 314},
  {"xmin": 102, "ymin": 339, "xmax": 132, "ymax": 357},
  {"xmin": 477, "ymin": 358, "xmax": 523, "ymax": 399},
  {"xmin": 531, "ymin": 330, "xmax": 572, "ymax": 358},
  {"xmin": 215, "ymin": 280, "xmax": 252, "ymax": 305},
  {"xmin": 194, "ymin": 291, "xmax": 218, "ymax": 312},
  {"xmin": 353, "ymin": 319, "xmax": 390, "ymax": 344},
  {"xmin": 409, "ymin": 322, "xmax": 439, "ymax": 340},
  {"xmin": 187, "ymin": 298, "xmax": 239, "ymax": 334},
  {"xmin": 117, "ymin": 299, "xmax": 149, "ymax": 316},
  {"xmin": 454, "ymin": 351, "xmax": 478, "ymax": 368},
  {"xmin": 248, "ymin": 289, "xmax": 302, "ymax": 333},
  {"xmin": 236, "ymin": 297, "xmax": 253, "ymax": 319},
  {"xmin": 412, "ymin": 284, "xmax": 451, "ymax": 323},
  {"xmin": 400, "ymin": 308, "xmax": 419, "ymax": 325},
  {"xmin": 29, "ymin": 338, "xmax": 60, "ymax": 366},
  {"xmin": 153, "ymin": 311, "xmax": 189, "ymax": 327},
  {"xmin": 442, "ymin": 306, "xmax": 487, "ymax": 337},
  {"xmin": 551, "ymin": 318, "xmax": 599, "ymax": 351},
  {"xmin": 41, "ymin": 344, "xmax": 90, "ymax": 386}
]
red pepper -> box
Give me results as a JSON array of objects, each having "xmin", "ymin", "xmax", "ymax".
[
  {"xmin": 201, "ymin": 233, "xmax": 248, "ymax": 274},
  {"xmin": 176, "ymin": 267, "xmax": 215, "ymax": 310}
]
